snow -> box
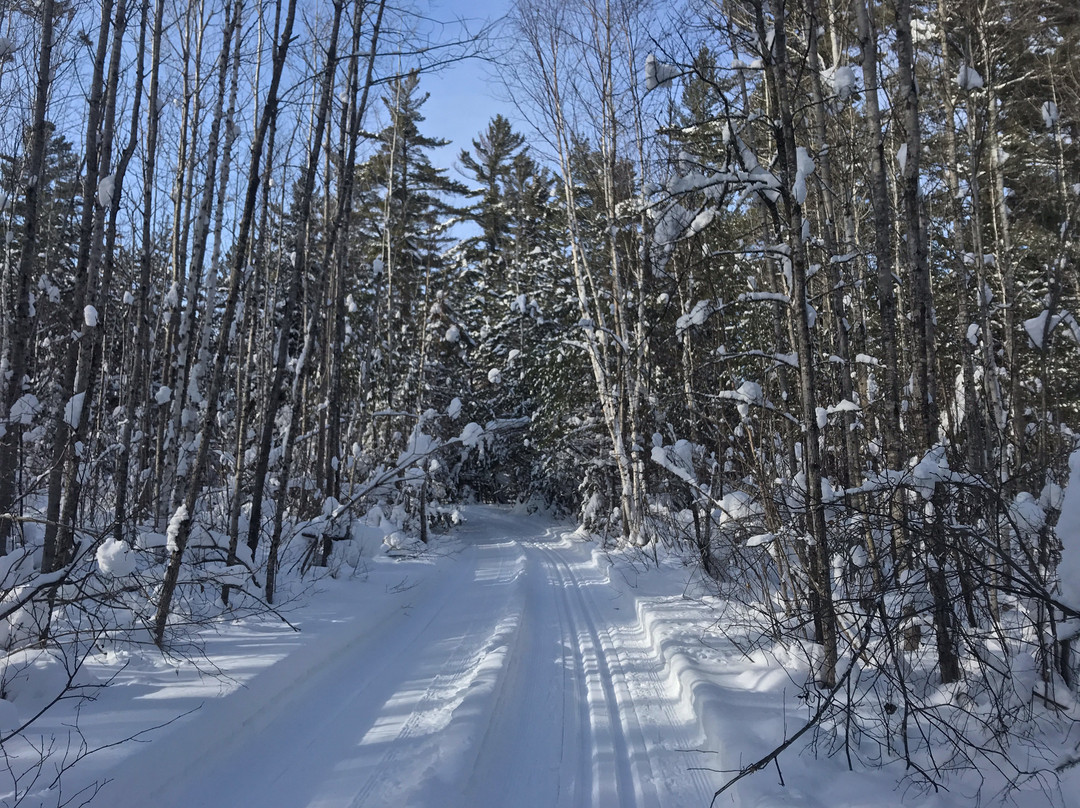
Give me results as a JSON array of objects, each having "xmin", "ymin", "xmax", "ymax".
[
  {"xmin": 827, "ymin": 399, "xmax": 860, "ymax": 414},
  {"xmin": 97, "ymin": 174, "xmax": 116, "ymax": 208},
  {"xmin": 9, "ymin": 509, "xmax": 723, "ymax": 808},
  {"xmin": 123, "ymin": 290, "xmax": 135, "ymax": 305},
  {"xmin": 8, "ymin": 393, "xmax": 40, "ymax": 424},
  {"xmin": 84, "ymin": 304, "xmax": 98, "ymax": 327},
  {"xmin": 823, "ymin": 65, "xmax": 857, "ymax": 100},
  {"xmin": 154, "ymin": 385, "xmax": 172, "ymax": 405},
  {"xmin": 715, "ymin": 490, "xmax": 762, "ymax": 523},
  {"xmin": 675, "ymin": 299, "xmax": 716, "ymax": 336},
  {"xmin": 136, "ymin": 530, "xmax": 168, "ymax": 550},
  {"xmin": 487, "ymin": 368, "xmax": 502, "ymax": 385},
  {"xmin": 1009, "ymin": 492, "xmax": 1046, "ymax": 538},
  {"xmin": 1042, "ymin": 101, "xmax": 1060, "ymax": 128},
  {"xmin": 911, "ymin": 18, "xmax": 940, "ymax": 44},
  {"xmin": 457, "ymin": 422, "xmax": 485, "ymax": 448},
  {"xmin": 445, "ymin": 324, "xmax": 461, "ymax": 343},
  {"xmin": 644, "ymin": 53, "xmax": 681, "ymax": 91},
  {"xmin": 64, "ymin": 391, "xmax": 86, "ymax": 428},
  {"xmin": 1057, "ymin": 449, "xmax": 1080, "ymax": 611},
  {"xmin": 96, "ymin": 537, "xmax": 136, "ymax": 577},
  {"xmin": 447, "ymin": 397, "xmax": 462, "ymax": 420},
  {"xmin": 792, "ymin": 146, "xmax": 816, "ymax": 204},
  {"xmin": 651, "ymin": 439, "xmax": 697, "ymax": 484},
  {"xmin": 166, "ymin": 504, "xmax": 189, "ymax": 553},
  {"xmin": 732, "ymin": 379, "xmax": 764, "ymax": 419},
  {"xmin": 955, "ymin": 64, "xmax": 984, "ymax": 91},
  {"xmin": 687, "ymin": 206, "xmax": 714, "ymax": 235},
  {"xmin": 896, "ymin": 143, "xmax": 908, "ymax": 173},
  {"xmin": 4, "ymin": 506, "xmax": 1077, "ymax": 808},
  {"xmin": 0, "ymin": 697, "xmax": 17, "ymax": 732},
  {"xmin": 1024, "ymin": 309, "xmax": 1059, "ymax": 348},
  {"xmin": 910, "ymin": 445, "xmax": 952, "ymax": 498}
]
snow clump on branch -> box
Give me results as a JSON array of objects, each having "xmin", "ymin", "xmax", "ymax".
[
  {"xmin": 96, "ymin": 537, "xmax": 136, "ymax": 577},
  {"xmin": 792, "ymin": 147, "xmax": 815, "ymax": 204},
  {"xmin": 166, "ymin": 504, "xmax": 189, "ymax": 553},
  {"xmin": 97, "ymin": 174, "xmax": 116, "ymax": 208},
  {"xmin": 1042, "ymin": 101, "xmax": 1059, "ymax": 129},
  {"xmin": 955, "ymin": 64, "xmax": 984, "ymax": 91},
  {"xmin": 822, "ymin": 65, "xmax": 857, "ymax": 100},
  {"xmin": 645, "ymin": 54, "xmax": 681, "ymax": 91}
]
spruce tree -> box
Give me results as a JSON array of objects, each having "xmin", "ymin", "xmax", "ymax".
[{"xmin": 353, "ymin": 70, "xmax": 468, "ymax": 423}]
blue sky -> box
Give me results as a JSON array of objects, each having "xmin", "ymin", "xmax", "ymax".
[{"xmin": 414, "ymin": 0, "xmax": 519, "ymax": 179}]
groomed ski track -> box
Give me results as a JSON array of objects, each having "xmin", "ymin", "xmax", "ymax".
[{"xmin": 95, "ymin": 507, "xmax": 718, "ymax": 808}]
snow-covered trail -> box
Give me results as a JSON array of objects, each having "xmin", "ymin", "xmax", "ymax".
[{"xmin": 94, "ymin": 508, "xmax": 717, "ymax": 808}]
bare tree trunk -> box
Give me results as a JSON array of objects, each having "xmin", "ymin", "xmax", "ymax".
[
  {"xmin": 264, "ymin": 0, "xmax": 346, "ymax": 603},
  {"xmin": 41, "ymin": 0, "xmax": 119, "ymax": 572},
  {"xmin": 895, "ymin": 0, "xmax": 959, "ymax": 684},
  {"xmin": 763, "ymin": 0, "xmax": 837, "ymax": 688},
  {"xmin": 806, "ymin": 0, "xmax": 859, "ymax": 489},
  {"xmin": 854, "ymin": 0, "xmax": 902, "ymax": 472},
  {"xmin": 981, "ymin": 42, "xmax": 1022, "ymax": 473},
  {"xmin": 168, "ymin": 0, "xmax": 242, "ymax": 514},
  {"xmin": 154, "ymin": 0, "xmax": 299, "ymax": 646},
  {"xmin": 517, "ymin": 0, "xmax": 644, "ymax": 545},
  {"xmin": 0, "ymin": 0, "xmax": 57, "ymax": 555},
  {"xmin": 936, "ymin": 6, "xmax": 987, "ymax": 476},
  {"xmin": 249, "ymin": 0, "xmax": 343, "ymax": 572},
  {"xmin": 153, "ymin": 10, "xmax": 203, "ymax": 524},
  {"xmin": 321, "ymin": 0, "xmax": 386, "ymax": 503},
  {"xmin": 115, "ymin": 0, "xmax": 165, "ymax": 544}
]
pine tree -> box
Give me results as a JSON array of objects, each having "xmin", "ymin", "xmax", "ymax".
[
  {"xmin": 353, "ymin": 70, "xmax": 468, "ymax": 424},
  {"xmin": 459, "ymin": 114, "xmax": 527, "ymax": 265}
]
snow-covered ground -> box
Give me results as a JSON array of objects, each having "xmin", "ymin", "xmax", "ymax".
[{"xmin": 6, "ymin": 506, "xmax": 1076, "ymax": 807}]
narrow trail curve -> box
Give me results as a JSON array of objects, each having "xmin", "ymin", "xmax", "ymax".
[{"xmin": 95, "ymin": 507, "xmax": 718, "ymax": 808}]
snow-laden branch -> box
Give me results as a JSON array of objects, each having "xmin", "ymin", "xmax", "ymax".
[{"xmin": 327, "ymin": 417, "xmax": 531, "ymax": 522}]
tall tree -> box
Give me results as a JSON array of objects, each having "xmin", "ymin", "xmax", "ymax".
[{"xmin": 353, "ymin": 70, "xmax": 467, "ymax": 426}]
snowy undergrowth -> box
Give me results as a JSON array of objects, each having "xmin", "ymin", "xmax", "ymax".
[
  {"xmin": 0, "ymin": 492, "xmax": 455, "ymax": 808},
  {"xmin": 590, "ymin": 528, "xmax": 1080, "ymax": 808},
  {"xmin": 5, "ymin": 491, "xmax": 1079, "ymax": 807}
]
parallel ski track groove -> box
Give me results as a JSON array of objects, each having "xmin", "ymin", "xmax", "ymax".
[
  {"xmin": 537, "ymin": 540, "xmax": 644, "ymax": 807},
  {"xmin": 535, "ymin": 538, "xmax": 714, "ymax": 807},
  {"xmin": 346, "ymin": 542, "xmax": 524, "ymax": 807}
]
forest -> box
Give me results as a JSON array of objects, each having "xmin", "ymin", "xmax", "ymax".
[{"xmin": 1, "ymin": 0, "xmax": 1079, "ymax": 803}]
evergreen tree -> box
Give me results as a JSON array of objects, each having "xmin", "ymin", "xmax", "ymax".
[
  {"xmin": 352, "ymin": 70, "xmax": 468, "ymax": 424},
  {"xmin": 458, "ymin": 114, "xmax": 527, "ymax": 265}
]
